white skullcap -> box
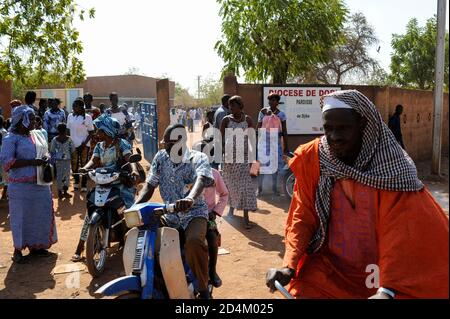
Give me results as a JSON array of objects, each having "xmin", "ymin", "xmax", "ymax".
[{"xmin": 322, "ymin": 96, "xmax": 353, "ymax": 113}]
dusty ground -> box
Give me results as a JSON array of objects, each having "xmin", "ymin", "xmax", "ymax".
[{"xmin": 0, "ymin": 128, "xmax": 448, "ymax": 299}]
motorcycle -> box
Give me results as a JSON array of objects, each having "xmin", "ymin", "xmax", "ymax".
[
  {"xmin": 79, "ymin": 153, "xmax": 142, "ymax": 278},
  {"xmin": 95, "ymin": 203, "xmax": 215, "ymax": 299},
  {"xmin": 282, "ymin": 152, "xmax": 295, "ymax": 199}
]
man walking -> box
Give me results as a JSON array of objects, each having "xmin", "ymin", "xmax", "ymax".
[{"xmin": 388, "ymin": 104, "xmax": 405, "ymax": 149}]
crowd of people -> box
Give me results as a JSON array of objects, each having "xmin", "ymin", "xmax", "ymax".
[{"xmin": 0, "ymin": 87, "xmax": 448, "ymax": 299}]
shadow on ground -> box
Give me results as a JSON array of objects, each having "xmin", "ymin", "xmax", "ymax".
[
  {"xmin": 223, "ymin": 215, "xmax": 285, "ymax": 259},
  {"xmin": 0, "ymin": 253, "xmax": 57, "ymax": 299}
]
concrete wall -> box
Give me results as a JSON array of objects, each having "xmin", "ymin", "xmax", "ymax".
[
  {"xmin": 0, "ymin": 80, "xmax": 12, "ymax": 119},
  {"xmin": 223, "ymin": 75, "xmax": 449, "ymax": 162}
]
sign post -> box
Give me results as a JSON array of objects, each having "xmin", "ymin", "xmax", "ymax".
[{"xmin": 431, "ymin": 0, "xmax": 447, "ymax": 175}]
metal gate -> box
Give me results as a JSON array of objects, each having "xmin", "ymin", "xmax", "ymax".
[{"xmin": 138, "ymin": 102, "xmax": 158, "ymax": 163}]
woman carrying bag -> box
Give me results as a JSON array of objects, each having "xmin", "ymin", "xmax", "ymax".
[{"xmin": 0, "ymin": 106, "xmax": 57, "ymax": 264}]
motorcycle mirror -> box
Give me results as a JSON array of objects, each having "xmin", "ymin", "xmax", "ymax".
[{"xmin": 128, "ymin": 154, "xmax": 142, "ymax": 163}]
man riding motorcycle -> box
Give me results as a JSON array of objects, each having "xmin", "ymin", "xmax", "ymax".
[{"xmin": 134, "ymin": 124, "xmax": 214, "ymax": 299}]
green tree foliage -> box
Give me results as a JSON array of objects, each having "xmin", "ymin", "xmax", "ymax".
[
  {"xmin": 390, "ymin": 16, "xmax": 449, "ymax": 91},
  {"xmin": 314, "ymin": 12, "xmax": 380, "ymax": 85},
  {"xmin": 0, "ymin": 0, "xmax": 95, "ymax": 87},
  {"xmin": 198, "ymin": 77, "xmax": 223, "ymax": 107},
  {"xmin": 215, "ymin": 0, "xmax": 348, "ymax": 84},
  {"xmin": 175, "ymin": 83, "xmax": 196, "ymax": 107}
]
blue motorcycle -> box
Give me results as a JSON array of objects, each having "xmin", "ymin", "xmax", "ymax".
[{"xmin": 95, "ymin": 203, "xmax": 213, "ymax": 299}]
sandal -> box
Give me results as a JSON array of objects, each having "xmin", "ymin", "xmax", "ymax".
[
  {"xmin": 71, "ymin": 253, "xmax": 83, "ymax": 262},
  {"xmin": 71, "ymin": 244, "xmax": 84, "ymax": 262}
]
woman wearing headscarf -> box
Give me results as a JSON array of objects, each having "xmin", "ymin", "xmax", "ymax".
[
  {"xmin": 71, "ymin": 114, "xmax": 139, "ymax": 261},
  {"xmin": 266, "ymin": 90, "xmax": 448, "ymax": 299},
  {"xmin": 0, "ymin": 106, "xmax": 57, "ymax": 263}
]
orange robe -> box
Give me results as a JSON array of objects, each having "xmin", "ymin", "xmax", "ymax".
[{"xmin": 284, "ymin": 138, "xmax": 449, "ymax": 299}]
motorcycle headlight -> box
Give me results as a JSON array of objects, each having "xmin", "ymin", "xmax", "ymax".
[{"xmin": 124, "ymin": 210, "xmax": 143, "ymax": 228}]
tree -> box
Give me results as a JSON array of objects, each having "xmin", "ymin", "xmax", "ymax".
[
  {"xmin": 0, "ymin": 0, "xmax": 95, "ymax": 86},
  {"xmin": 215, "ymin": 0, "xmax": 348, "ymax": 84},
  {"xmin": 198, "ymin": 77, "xmax": 223, "ymax": 107},
  {"xmin": 313, "ymin": 12, "xmax": 380, "ymax": 84},
  {"xmin": 174, "ymin": 83, "xmax": 196, "ymax": 107},
  {"xmin": 390, "ymin": 16, "xmax": 449, "ymax": 91},
  {"xmin": 124, "ymin": 66, "xmax": 142, "ymax": 75}
]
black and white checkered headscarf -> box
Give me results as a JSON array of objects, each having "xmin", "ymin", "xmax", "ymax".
[{"xmin": 307, "ymin": 90, "xmax": 423, "ymax": 254}]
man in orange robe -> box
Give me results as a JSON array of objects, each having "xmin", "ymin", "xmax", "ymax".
[{"xmin": 266, "ymin": 90, "xmax": 449, "ymax": 299}]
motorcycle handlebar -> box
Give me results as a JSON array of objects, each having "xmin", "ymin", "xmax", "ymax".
[
  {"xmin": 154, "ymin": 203, "xmax": 177, "ymax": 217},
  {"xmin": 274, "ymin": 280, "xmax": 294, "ymax": 299}
]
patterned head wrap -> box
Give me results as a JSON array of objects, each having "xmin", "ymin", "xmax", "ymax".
[
  {"xmin": 93, "ymin": 114, "xmax": 120, "ymax": 138},
  {"xmin": 10, "ymin": 105, "xmax": 35, "ymax": 131},
  {"xmin": 308, "ymin": 90, "xmax": 423, "ymax": 254}
]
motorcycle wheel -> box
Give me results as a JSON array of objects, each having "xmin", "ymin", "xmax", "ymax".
[
  {"xmin": 283, "ymin": 171, "xmax": 295, "ymax": 199},
  {"xmin": 115, "ymin": 292, "xmax": 140, "ymax": 299},
  {"xmin": 86, "ymin": 223, "xmax": 107, "ymax": 278}
]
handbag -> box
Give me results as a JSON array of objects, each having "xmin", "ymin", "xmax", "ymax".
[
  {"xmin": 250, "ymin": 160, "xmax": 261, "ymax": 177},
  {"xmin": 43, "ymin": 161, "xmax": 54, "ymax": 183}
]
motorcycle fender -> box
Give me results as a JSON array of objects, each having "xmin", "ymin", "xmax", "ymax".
[
  {"xmin": 89, "ymin": 211, "xmax": 102, "ymax": 225},
  {"xmin": 158, "ymin": 227, "xmax": 191, "ymax": 299},
  {"xmin": 94, "ymin": 275, "xmax": 141, "ymax": 297},
  {"xmin": 123, "ymin": 228, "xmax": 140, "ymax": 276}
]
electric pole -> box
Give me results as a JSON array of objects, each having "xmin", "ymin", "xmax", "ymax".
[
  {"xmin": 431, "ymin": 0, "xmax": 447, "ymax": 175},
  {"xmin": 197, "ymin": 75, "xmax": 201, "ymax": 100}
]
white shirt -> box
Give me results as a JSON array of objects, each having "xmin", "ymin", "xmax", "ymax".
[
  {"xmin": 67, "ymin": 113, "xmax": 95, "ymax": 148},
  {"xmin": 111, "ymin": 112, "xmax": 127, "ymax": 126},
  {"xmin": 189, "ymin": 110, "xmax": 196, "ymax": 119}
]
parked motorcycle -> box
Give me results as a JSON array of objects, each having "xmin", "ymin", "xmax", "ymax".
[
  {"xmin": 95, "ymin": 203, "xmax": 215, "ymax": 299},
  {"xmin": 79, "ymin": 153, "xmax": 142, "ymax": 278},
  {"xmin": 282, "ymin": 152, "xmax": 295, "ymax": 198}
]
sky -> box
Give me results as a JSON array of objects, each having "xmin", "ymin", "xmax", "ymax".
[{"xmin": 75, "ymin": 0, "xmax": 449, "ymax": 96}]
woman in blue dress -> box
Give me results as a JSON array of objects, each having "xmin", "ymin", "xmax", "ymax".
[{"xmin": 0, "ymin": 106, "xmax": 57, "ymax": 263}]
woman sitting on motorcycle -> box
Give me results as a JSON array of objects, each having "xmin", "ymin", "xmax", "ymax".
[{"xmin": 71, "ymin": 114, "xmax": 140, "ymax": 262}]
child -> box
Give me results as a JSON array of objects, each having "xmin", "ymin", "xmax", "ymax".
[
  {"xmin": 0, "ymin": 116, "xmax": 8, "ymax": 200},
  {"xmin": 50, "ymin": 123, "xmax": 75, "ymax": 199},
  {"xmin": 261, "ymin": 109, "xmax": 284, "ymax": 153},
  {"xmin": 35, "ymin": 115, "xmax": 48, "ymax": 142},
  {"xmin": 203, "ymin": 166, "xmax": 229, "ymax": 288}
]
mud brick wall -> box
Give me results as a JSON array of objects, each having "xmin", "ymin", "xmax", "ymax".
[{"xmin": 224, "ymin": 75, "xmax": 449, "ymax": 162}]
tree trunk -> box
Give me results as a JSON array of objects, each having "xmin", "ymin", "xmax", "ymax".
[{"xmin": 272, "ymin": 64, "xmax": 288, "ymax": 84}]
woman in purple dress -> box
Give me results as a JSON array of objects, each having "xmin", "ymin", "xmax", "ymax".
[{"xmin": 0, "ymin": 106, "xmax": 57, "ymax": 263}]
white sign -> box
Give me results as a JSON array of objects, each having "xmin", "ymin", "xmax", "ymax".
[{"xmin": 262, "ymin": 86, "xmax": 341, "ymax": 134}]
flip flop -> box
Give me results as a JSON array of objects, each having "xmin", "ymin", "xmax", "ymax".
[{"xmin": 71, "ymin": 253, "xmax": 83, "ymax": 262}]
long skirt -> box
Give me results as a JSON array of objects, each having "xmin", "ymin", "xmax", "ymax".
[
  {"xmin": 7, "ymin": 183, "xmax": 57, "ymax": 250},
  {"xmin": 55, "ymin": 160, "xmax": 71, "ymax": 191},
  {"xmin": 222, "ymin": 163, "xmax": 257, "ymax": 211}
]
